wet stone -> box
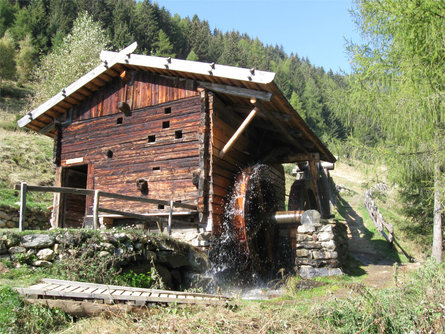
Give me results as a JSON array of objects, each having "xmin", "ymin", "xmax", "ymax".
[{"xmin": 22, "ymin": 234, "xmax": 55, "ymax": 249}]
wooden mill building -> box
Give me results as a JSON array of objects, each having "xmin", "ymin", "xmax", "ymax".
[{"xmin": 18, "ymin": 43, "xmax": 335, "ymax": 243}]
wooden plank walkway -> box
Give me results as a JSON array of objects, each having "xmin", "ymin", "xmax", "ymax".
[{"xmin": 17, "ymin": 278, "xmax": 230, "ymax": 307}]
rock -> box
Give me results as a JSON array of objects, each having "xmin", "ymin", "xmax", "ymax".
[
  {"xmin": 170, "ymin": 269, "xmax": 182, "ymax": 286},
  {"xmin": 0, "ymin": 240, "xmax": 7, "ymax": 255},
  {"xmin": 320, "ymin": 224, "xmax": 334, "ymax": 233},
  {"xmin": 32, "ymin": 260, "xmax": 52, "ymax": 268},
  {"xmin": 113, "ymin": 233, "xmax": 128, "ymax": 242},
  {"xmin": 53, "ymin": 244, "xmax": 60, "ymax": 253},
  {"xmin": 9, "ymin": 246, "xmax": 26, "ymax": 254},
  {"xmin": 299, "ymin": 266, "xmax": 344, "ymax": 279},
  {"xmin": 0, "ymin": 221, "xmax": 6, "ymax": 228},
  {"xmin": 100, "ymin": 242, "xmax": 115, "ymax": 252},
  {"xmin": 3, "ymin": 234, "xmax": 21, "ymax": 247},
  {"xmin": 300, "ymin": 210, "xmax": 321, "ymax": 226},
  {"xmin": 98, "ymin": 251, "xmax": 110, "ymax": 258},
  {"xmin": 186, "ymin": 251, "xmax": 209, "ymax": 272},
  {"xmin": 156, "ymin": 251, "xmax": 189, "ymax": 268},
  {"xmin": 153, "ymin": 263, "xmax": 173, "ymax": 289},
  {"xmin": 22, "ymin": 234, "xmax": 55, "ymax": 249},
  {"xmin": 145, "ymin": 251, "xmax": 157, "ymax": 261},
  {"xmin": 100, "ymin": 233, "xmax": 117, "ymax": 245},
  {"xmin": 6, "ymin": 221, "xmax": 15, "ymax": 228},
  {"xmin": 0, "ymin": 211, "xmax": 11, "ymax": 220},
  {"xmin": 0, "ymin": 254, "xmax": 11, "ymax": 261},
  {"xmin": 37, "ymin": 248, "xmax": 55, "ymax": 261},
  {"xmin": 134, "ymin": 242, "xmax": 144, "ymax": 251}
]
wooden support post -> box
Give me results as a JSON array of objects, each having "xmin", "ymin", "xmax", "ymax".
[
  {"xmin": 93, "ymin": 190, "xmax": 100, "ymax": 230},
  {"xmin": 308, "ymin": 160, "xmax": 323, "ymax": 215},
  {"xmin": 168, "ymin": 200, "xmax": 174, "ymax": 236},
  {"xmin": 19, "ymin": 182, "xmax": 27, "ymax": 232},
  {"xmin": 219, "ymin": 107, "xmax": 258, "ymax": 158}
]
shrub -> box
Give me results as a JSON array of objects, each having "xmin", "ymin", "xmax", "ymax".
[
  {"xmin": 0, "ymin": 286, "xmax": 72, "ymax": 334},
  {"xmin": 315, "ymin": 260, "xmax": 445, "ymax": 333}
]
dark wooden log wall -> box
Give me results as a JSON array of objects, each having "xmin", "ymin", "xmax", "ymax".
[{"xmin": 57, "ymin": 73, "xmax": 202, "ymax": 225}]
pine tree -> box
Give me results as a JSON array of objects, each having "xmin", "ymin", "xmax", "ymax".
[
  {"xmin": 153, "ymin": 29, "xmax": 175, "ymax": 58},
  {"xmin": 186, "ymin": 49, "xmax": 199, "ymax": 61}
]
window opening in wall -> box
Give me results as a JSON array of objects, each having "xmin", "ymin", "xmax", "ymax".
[
  {"xmin": 162, "ymin": 121, "xmax": 170, "ymax": 129},
  {"xmin": 148, "ymin": 135, "xmax": 156, "ymax": 143},
  {"xmin": 152, "ymin": 166, "xmax": 160, "ymax": 171},
  {"xmin": 158, "ymin": 204, "xmax": 165, "ymax": 209},
  {"xmin": 175, "ymin": 130, "xmax": 183, "ymax": 139},
  {"xmin": 164, "ymin": 107, "xmax": 171, "ymax": 114},
  {"xmin": 106, "ymin": 150, "xmax": 113, "ymax": 158},
  {"xmin": 116, "ymin": 117, "xmax": 123, "ymax": 124}
]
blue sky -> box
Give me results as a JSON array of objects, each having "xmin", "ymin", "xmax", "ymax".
[{"xmin": 155, "ymin": 0, "xmax": 362, "ymax": 73}]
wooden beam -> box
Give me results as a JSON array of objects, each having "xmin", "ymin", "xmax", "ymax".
[
  {"xmin": 308, "ymin": 160, "xmax": 322, "ymax": 214},
  {"xmin": 198, "ymin": 82, "xmax": 272, "ymax": 101},
  {"xmin": 14, "ymin": 185, "xmax": 198, "ymax": 211},
  {"xmin": 285, "ymin": 153, "xmax": 320, "ymax": 162},
  {"xmin": 219, "ymin": 107, "xmax": 258, "ymax": 158}
]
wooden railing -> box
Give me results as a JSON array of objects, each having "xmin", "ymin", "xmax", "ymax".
[
  {"xmin": 364, "ymin": 183, "xmax": 394, "ymax": 243},
  {"xmin": 16, "ymin": 182, "xmax": 198, "ymax": 234}
]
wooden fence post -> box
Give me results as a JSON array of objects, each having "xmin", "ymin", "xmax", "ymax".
[
  {"xmin": 93, "ymin": 190, "xmax": 100, "ymax": 230},
  {"xmin": 19, "ymin": 182, "xmax": 27, "ymax": 232},
  {"xmin": 168, "ymin": 200, "xmax": 174, "ymax": 236}
]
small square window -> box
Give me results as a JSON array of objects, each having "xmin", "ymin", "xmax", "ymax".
[
  {"xmin": 116, "ymin": 117, "xmax": 123, "ymax": 124},
  {"xmin": 162, "ymin": 121, "xmax": 170, "ymax": 129},
  {"xmin": 175, "ymin": 130, "xmax": 183, "ymax": 139},
  {"xmin": 152, "ymin": 166, "xmax": 160, "ymax": 171},
  {"xmin": 158, "ymin": 204, "xmax": 165, "ymax": 209},
  {"xmin": 164, "ymin": 107, "xmax": 171, "ymax": 114},
  {"xmin": 148, "ymin": 135, "xmax": 156, "ymax": 143}
]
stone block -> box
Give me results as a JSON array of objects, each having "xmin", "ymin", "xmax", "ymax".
[
  {"xmin": 299, "ymin": 266, "xmax": 344, "ymax": 279},
  {"xmin": 300, "ymin": 210, "xmax": 321, "ymax": 226},
  {"xmin": 98, "ymin": 251, "xmax": 110, "ymax": 258},
  {"xmin": 296, "ymin": 242, "xmax": 322, "ymax": 249},
  {"xmin": 6, "ymin": 222, "xmax": 15, "ymax": 228},
  {"xmin": 296, "ymin": 234, "xmax": 313, "ymax": 242},
  {"xmin": 296, "ymin": 249, "xmax": 309, "ymax": 257},
  {"xmin": 318, "ymin": 232, "xmax": 334, "ymax": 242},
  {"xmin": 297, "ymin": 225, "xmax": 316, "ymax": 233},
  {"xmin": 22, "ymin": 234, "xmax": 55, "ymax": 249},
  {"xmin": 0, "ymin": 221, "xmax": 6, "ymax": 228},
  {"xmin": 320, "ymin": 240, "xmax": 336, "ymax": 251}
]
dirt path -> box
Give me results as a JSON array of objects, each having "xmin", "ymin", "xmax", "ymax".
[{"xmin": 330, "ymin": 163, "xmax": 419, "ymax": 292}]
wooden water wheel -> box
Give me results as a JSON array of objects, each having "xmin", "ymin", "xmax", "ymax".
[{"xmin": 230, "ymin": 165, "xmax": 282, "ymax": 274}]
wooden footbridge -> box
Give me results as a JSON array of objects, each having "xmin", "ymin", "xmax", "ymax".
[{"xmin": 17, "ymin": 278, "xmax": 231, "ymax": 315}]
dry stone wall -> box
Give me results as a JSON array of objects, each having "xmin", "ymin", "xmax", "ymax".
[
  {"xmin": 0, "ymin": 230, "xmax": 208, "ymax": 290},
  {"xmin": 0, "ymin": 205, "xmax": 50, "ymax": 230},
  {"xmin": 295, "ymin": 211, "xmax": 348, "ymax": 279}
]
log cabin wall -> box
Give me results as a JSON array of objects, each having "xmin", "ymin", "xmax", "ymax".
[{"xmin": 55, "ymin": 72, "xmax": 204, "ymax": 227}]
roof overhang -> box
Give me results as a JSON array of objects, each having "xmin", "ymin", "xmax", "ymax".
[{"xmin": 18, "ymin": 42, "xmax": 335, "ymax": 163}]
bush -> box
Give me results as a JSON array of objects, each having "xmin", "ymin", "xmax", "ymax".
[{"xmin": 0, "ymin": 286, "xmax": 72, "ymax": 334}]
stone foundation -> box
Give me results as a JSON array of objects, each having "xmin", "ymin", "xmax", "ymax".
[
  {"xmin": 0, "ymin": 205, "xmax": 51, "ymax": 230},
  {"xmin": 295, "ymin": 212, "xmax": 348, "ymax": 279}
]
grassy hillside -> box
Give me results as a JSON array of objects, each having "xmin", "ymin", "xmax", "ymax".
[{"xmin": 0, "ymin": 82, "xmax": 54, "ymax": 209}]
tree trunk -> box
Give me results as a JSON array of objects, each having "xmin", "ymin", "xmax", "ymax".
[{"xmin": 432, "ymin": 160, "xmax": 443, "ymax": 262}]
